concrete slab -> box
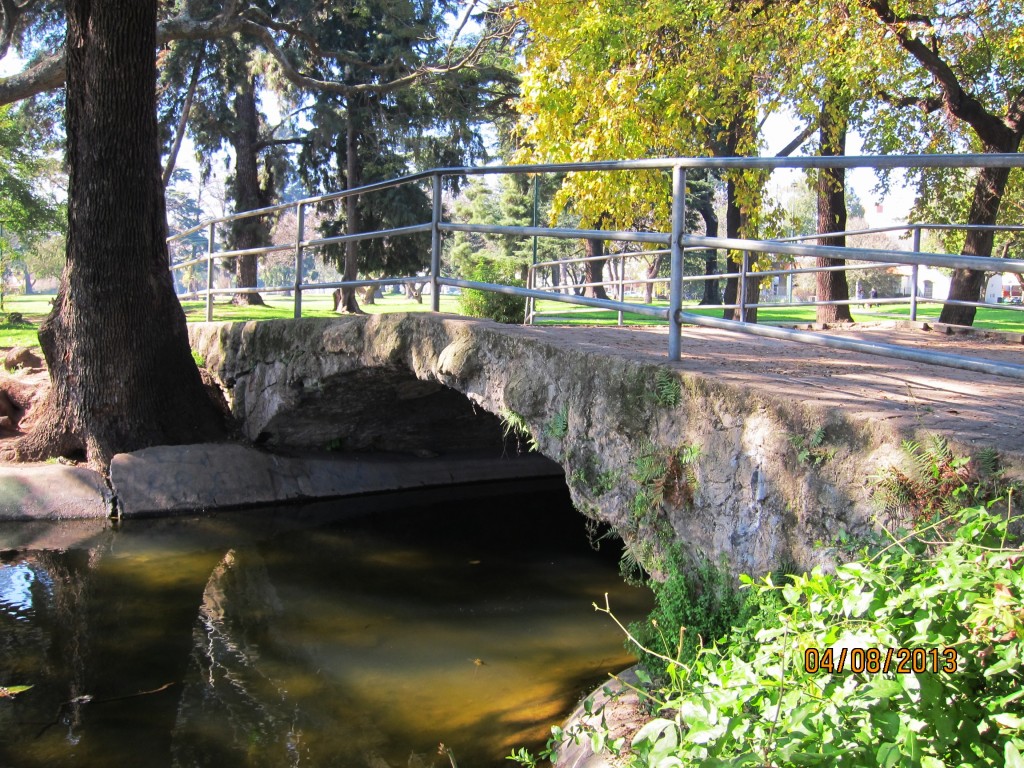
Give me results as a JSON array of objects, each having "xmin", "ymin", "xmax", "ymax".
[
  {"xmin": 0, "ymin": 464, "xmax": 111, "ymax": 520},
  {"xmin": 109, "ymin": 443, "xmax": 564, "ymax": 518}
]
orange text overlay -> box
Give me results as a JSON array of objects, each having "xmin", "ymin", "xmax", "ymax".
[{"xmin": 804, "ymin": 646, "xmax": 959, "ymax": 675}]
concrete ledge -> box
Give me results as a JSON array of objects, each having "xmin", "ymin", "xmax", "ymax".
[
  {"xmin": 0, "ymin": 464, "xmax": 112, "ymax": 520},
  {"xmin": 109, "ymin": 443, "xmax": 564, "ymax": 518}
]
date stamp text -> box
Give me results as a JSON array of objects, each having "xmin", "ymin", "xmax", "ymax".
[{"xmin": 804, "ymin": 646, "xmax": 958, "ymax": 674}]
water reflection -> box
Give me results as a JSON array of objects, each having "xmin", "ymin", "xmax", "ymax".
[{"xmin": 1, "ymin": 481, "xmax": 651, "ymax": 768}]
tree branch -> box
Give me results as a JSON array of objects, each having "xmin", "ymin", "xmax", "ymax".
[
  {"xmin": 876, "ymin": 89, "xmax": 943, "ymax": 114},
  {"xmin": 162, "ymin": 45, "xmax": 204, "ymax": 186},
  {"xmin": 0, "ymin": 6, "xmax": 515, "ymax": 106},
  {"xmin": 775, "ymin": 121, "xmax": 817, "ymax": 157},
  {"xmin": 866, "ymin": 0, "xmax": 1015, "ymax": 149}
]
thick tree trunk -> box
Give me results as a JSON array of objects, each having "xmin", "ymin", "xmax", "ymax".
[
  {"xmin": 11, "ymin": 0, "xmax": 225, "ymax": 470},
  {"xmin": 815, "ymin": 98, "xmax": 853, "ymax": 323},
  {"xmin": 583, "ymin": 237, "xmax": 610, "ymax": 300},
  {"xmin": 336, "ymin": 108, "xmax": 363, "ymax": 314},
  {"xmin": 938, "ymin": 164, "xmax": 1014, "ymax": 326},
  {"xmin": 228, "ymin": 75, "xmax": 266, "ymax": 307}
]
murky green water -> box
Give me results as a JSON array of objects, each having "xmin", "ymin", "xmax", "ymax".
[{"xmin": 0, "ymin": 480, "xmax": 651, "ymax": 768}]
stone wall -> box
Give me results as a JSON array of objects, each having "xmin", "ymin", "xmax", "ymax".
[{"xmin": 188, "ymin": 314, "xmax": 977, "ymax": 576}]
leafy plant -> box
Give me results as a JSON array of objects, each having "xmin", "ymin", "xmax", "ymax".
[
  {"xmin": 630, "ymin": 442, "xmax": 700, "ymax": 522},
  {"xmin": 553, "ymin": 500, "xmax": 1024, "ymax": 768},
  {"xmin": 190, "ymin": 349, "xmax": 206, "ymax": 367},
  {"xmin": 457, "ymin": 258, "xmax": 527, "ymax": 324},
  {"xmin": 788, "ymin": 426, "xmax": 835, "ymax": 468},
  {"xmin": 651, "ymin": 369, "xmax": 682, "ymax": 408},
  {"xmin": 872, "ymin": 436, "xmax": 1017, "ymax": 527},
  {"xmin": 544, "ymin": 404, "xmax": 570, "ymax": 440},
  {"xmin": 500, "ymin": 409, "xmax": 539, "ymax": 452}
]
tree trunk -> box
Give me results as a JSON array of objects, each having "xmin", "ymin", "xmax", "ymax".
[
  {"xmin": 336, "ymin": 107, "xmax": 363, "ymax": 314},
  {"xmin": 361, "ymin": 285, "xmax": 376, "ymax": 304},
  {"xmin": 721, "ymin": 179, "xmax": 759, "ymax": 322},
  {"xmin": 11, "ymin": 0, "xmax": 225, "ymax": 470},
  {"xmin": 583, "ymin": 237, "xmax": 610, "ymax": 299},
  {"xmin": 815, "ymin": 95, "xmax": 853, "ymax": 323},
  {"xmin": 229, "ymin": 75, "xmax": 266, "ymax": 306},
  {"xmin": 644, "ymin": 255, "xmax": 662, "ymax": 305},
  {"xmin": 19, "ymin": 261, "xmax": 33, "ymax": 294},
  {"xmin": 938, "ymin": 164, "xmax": 1014, "ymax": 326},
  {"xmin": 696, "ymin": 196, "xmax": 721, "ymax": 305}
]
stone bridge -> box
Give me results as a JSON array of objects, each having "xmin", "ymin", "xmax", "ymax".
[{"xmin": 186, "ymin": 313, "xmax": 1024, "ymax": 575}]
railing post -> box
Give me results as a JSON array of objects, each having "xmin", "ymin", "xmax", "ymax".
[
  {"xmin": 669, "ymin": 166, "xmax": 686, "ymax": 361},
  {"xmin": 739, "ymin": 251, "xmax": 749, "ymax": 323},
  {"xmin": 206, "ymin": 222, "xmax": 215, "ymax": 323},
  {"xmin": 910, "ymin": 225, "xmax": 921, "ymax": 321},
  {"xmin": 617, "ymin": 252, "xmax": 625, "ymax": 326},
  {"xmin": 430, "ymin": 172, "xmax": 442, "ymax": 313},
  {"xmin": 293, "ymin": 202, "xmax": 305, "ymax": 319}
]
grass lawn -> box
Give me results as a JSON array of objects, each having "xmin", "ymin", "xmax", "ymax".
[{"xmin": 1, "ymin": 291, "xmax": 1021, "ymax": 349}]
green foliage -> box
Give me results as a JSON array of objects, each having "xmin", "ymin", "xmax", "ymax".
[
  {"xmin": 628, "ymin": 551, "xmax": 773, "ymax": 672},
  {"xmin": 544, "ymin": 405, "xmax": 570, "ymax": 440},
  {"xmin": 499, "ymin": 409, "xmax": 538, "ymax": 453},
  {"xmin": 629, "ymin": 442, "xmax": 701, "ymax": 528},
  {"xmin": 558, "ymin": 501, "xmax": 1024, "ymax": 768},
  {"xmin": 789, "ymin": 426, "xmax": 836, "ymax": 468},
  {"xmin": 190, "ymin": 349, "xmax": 206, "ymax": 368},
  {"xmin": 457, "ymin": 258, "xmax": 527, "ymax": 324},
  {"xmin": 872, "ymin": 437, "xmax": 1017, "ymax": 527},
  {"xmin": 650, "ymin": 369, "xmax": 682, "ymax": 409}
]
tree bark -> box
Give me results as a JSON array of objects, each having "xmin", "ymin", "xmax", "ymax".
[
  {"xmin": 11, "ymin": 0, "xmax": 225, "ymax": 471},
  {"xmin": 695, "ymin": 196, "xmax": 721, "ymax": 305},
  {"xmin": 644, "ymin": 254, "xmax": 662, "ymax": 305},
  {"xmin": 815, "ymin": 96, "xmax": 853, "ymax": 323},
  {"xmin": 336, "ymin": 105, "xmax": 363, "ymax": 314},
  {"xmin": 228, "ymin": 75, "xmax": 266, "ymax": 306},
  {"xmin": 721, "ymin": 179, "xmax": 759, "ymax": 323},
  {"xmin": 583, "ymin": 237, "xmax": 610, "ymax": 300},
  {"xmin": 938, "ymin": 164, "xmax": 1013, "ymax": 325}
]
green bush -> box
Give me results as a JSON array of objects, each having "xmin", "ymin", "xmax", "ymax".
[
  {"xmin": 591, "ymin": 501, "xmax": 1024, "ymax": 768},
  {"xmin": 629, "ymin": 552, "xmax": 755, "ymax": 671},
  {"xmin": 457, "ymin": 257, "xmax": 527, "ymax": 324}
]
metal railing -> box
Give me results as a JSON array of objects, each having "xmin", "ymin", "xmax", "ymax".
[
  {"xmin": 167, "ymin": 153, "xmax": 1024, "ymax": 381},
  {"xmin": 525, "ymin": 223, "xmax": 1024, "ymax": 325}
]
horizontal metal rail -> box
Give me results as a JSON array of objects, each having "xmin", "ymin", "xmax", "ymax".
[
  {"xmin": 684, "ymin": 233, "xmax": 1024, "ymax": 274},
  {"xmin": 677, "ymin": 310, "xmax": 1024, "ymax": 380},
  {"xmin": 439, "ymin": 277, "xmax": 670, "ymax": 319},
  {"xmin": 440, "ymin": 222, "xmax": 672, "ymax": 246},
  {"xmin": 167, "ymin": 152, "xmax": 1024, "ymax": 381}
]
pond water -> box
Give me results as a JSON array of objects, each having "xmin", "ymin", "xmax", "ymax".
[{"xmin": 0, "ymin": 479, "xmax": 652, "ymax": 768}]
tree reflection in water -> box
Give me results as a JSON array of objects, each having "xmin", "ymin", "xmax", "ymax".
[{"xmin": 1, "ymin": 485, "xmax": 651, "ymax": 768}]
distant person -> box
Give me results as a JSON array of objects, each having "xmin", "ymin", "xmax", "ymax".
[{"xmin": 869, "ymin": 287, "xmax": 878, "ymax": 308}]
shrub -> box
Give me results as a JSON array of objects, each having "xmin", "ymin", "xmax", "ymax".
[
  {"xmin": 599, "ymin": 501, "xmax": 1024, "ymax": 768},
  {"xmin": 457, "ymin": 257, "xmax": 527, "ymax": 324}
]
